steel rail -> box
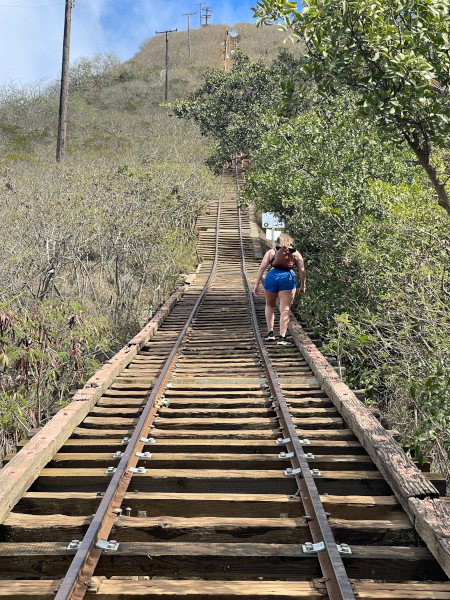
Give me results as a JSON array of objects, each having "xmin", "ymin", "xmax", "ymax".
[
  {"xmin": 54, "ymin": 184, "xmax": 223, "ymax": 600},
  {"xmin": 234, "ymin": 164, "xmax": 356, "ymax": 600}
]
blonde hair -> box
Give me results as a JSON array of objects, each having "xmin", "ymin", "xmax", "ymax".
[{"xmin": 278, "ymin": 233, "xmax": 294, "ymax": 248}]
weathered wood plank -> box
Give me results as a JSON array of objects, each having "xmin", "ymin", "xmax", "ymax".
[
  {"xmin": 2, "ymin": 512, "xmax": 417, "ymax": 545},
  {"xmin": 1, "ymin": 580, "xmax": 449, "ymax": 600},
  {"xmin": 0, "ymin": 514, "xmax": 311, "ymax": 544},
  {"xmin": 16, "ymin": 491, "xmax": 302, "ymax": 518},
  {"xmin": 0, "ymin": 542, "xmax": 318, "ymax": 579},
  {"xmin": 32, "ymin": 452, "xmax": 375, "ymax": 472},
  {"xmin": 351, "ymin": 581, "xmax": 450, "ymax": 600},
  {"xmin": 53, "ymin": 437, "xmax": 365, "ymax": 453},
  {"xmin": 68, "ymin": 426, "xmax": 394, "ymax": 441},
  {"xmin": 408, "ymin": 497, "xmax": 450, "ymax": 578},
  {"xmin": 149, "ymin": 417, "xmax": 344, "ymax": 430},
  {"xmin": 289, "ymin": 315, "xmax": 439, "ymax": 507},
  {"xmin": 0, "ymin": 542, "xmax": 444, "ymax": 581},
  {"xmin": 0, "ymin": 578, "xmax": 324, "ymax": 600}
]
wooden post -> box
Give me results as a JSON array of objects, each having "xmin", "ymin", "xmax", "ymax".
[
  {"xmin": 195, "ymin": 3, "xmax": 204, "ymax": 27},
  {"xmin": 182, "ymin": 12, "xmax": 195, "ymax": 60},
  {"xmin": 156, "ymin": 28, "xmax": 177, "ymax": 102},
  {"xmin": 203, "ymin": 7, "xmax": 213, "ymax": 26},
  {"xmin": 56, "ymin": 0, "xmax": 73, "ymax": 163}
]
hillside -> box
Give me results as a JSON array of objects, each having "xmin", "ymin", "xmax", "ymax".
[
  {"xmin": 0, "ymin": 22, "xmax": 296, "ymax": 455},
  {"xmin": 0, "ymin": 23, "xmax": 289, "ymax": 164}
]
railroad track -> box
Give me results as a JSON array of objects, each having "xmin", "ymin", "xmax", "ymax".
[{"xmin": 0, "ymin": 168, "xmax": 449, "ymax": 599}]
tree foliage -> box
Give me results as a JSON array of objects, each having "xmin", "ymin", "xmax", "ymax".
[
  {"xmin": 0, "ymin": 302, "xmax": 112, "ymax": 455},
  {"xmin": 252, "ymin": 0, "xmax": 450, "ymax": 215},
  {"xmin": 173, "ymin": 50, "xmax": 302, "ymax": 172},
  {"xmin": 241, "ymin": 82, "xmax": 450, "ymax": 474}
]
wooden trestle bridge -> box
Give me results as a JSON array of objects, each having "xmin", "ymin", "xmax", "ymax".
[{"xmin": 0, "ymin": 167, "xmax": 449, "ymax": 599}]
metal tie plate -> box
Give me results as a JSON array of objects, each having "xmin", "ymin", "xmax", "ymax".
[
  {"xmin": 284, "ymin": 467, "xmax": 302, "ymax": 476},
  {"xmin": 302, "ymin": 541, "xmax": 325, "ymax": 554},
  {"xmin": 278, "ymin": 451, "xmax": 294, "ymax": 459},
  {"xmin": 337, "ymin": 543, "xmax": 352, "ymax": 555},
  {"xmin": 95, "ymin": 539, "xmax": 119, "ymax": 551},
  {"xmin": 276, "ymin": 437, "xmax": 291, "ymax": 445},
  {"xmin": 129, "ymin": 467, "xmax": 146, "ymax": 474},
  {"xmin": 67, "ymin": 540, "xmax": 81, "ymax": 551}
]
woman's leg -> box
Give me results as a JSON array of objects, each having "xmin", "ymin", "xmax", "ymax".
[
  {"xmin": 264, "ymin": 290, "xmax": 278, "ymax": 332},
  {"xmin": 278, "ymin": 289, "xmax": 296, "ymax": 337}
]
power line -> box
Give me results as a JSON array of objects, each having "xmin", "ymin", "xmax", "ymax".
[
  {"xmin": 80, "ymin": 0, "xmax": 120, "ymax": 55},
  {"xmin": 75, "ymin": 0, "xmax": 121, "ymax": 58},
  {"xmin": 87, "ymin": 0, "xmax": 124, "ymax": 57},
  {"xmin": 129, "ymin": 0, "xmax": 152, "ymax": 40},
  {"xmin": 0, "ymin": 3, "xmax": 61, "ymax": 6},
  {"xmin": 116, "ymin": 0, "xmax": 152, "ymax": 50},
  {"xmin": 75, "ymin": 4, "xmax": 111, "ymax": 55}
]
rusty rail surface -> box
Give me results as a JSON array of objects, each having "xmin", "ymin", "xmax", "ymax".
[
  {"xmin": 0, "ymin": 165, "xmax": 449, "ymax": 600},
  {"xmin": 53, "ymin": 196, "xmax": 224, "ymax": 600},
  {"xmin": 237, "ymin": 206, "xmax": 355, "ymax": 599}
]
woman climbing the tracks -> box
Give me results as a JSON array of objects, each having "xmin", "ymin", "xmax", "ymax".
[{"xmin": 253, "ymin": 233, "xmax": 306, "ymax": 345}]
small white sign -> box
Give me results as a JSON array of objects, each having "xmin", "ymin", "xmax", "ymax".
[
  {"xmin": 262, "ymin": 212, "xmax": 285, "ymax": 229},
  {"xmin": 266, "ymin": 229, "xmax": 282, "ymax": 241}
]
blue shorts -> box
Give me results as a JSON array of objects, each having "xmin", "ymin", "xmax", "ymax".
[{"xmin": 264, "ymin": 268, "xmax": 296, "ymax": 293}]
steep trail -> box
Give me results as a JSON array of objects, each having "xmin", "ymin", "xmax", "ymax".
[{"xmin": 0, "ymin": 168, "xmax": 449, "ymax": 599}]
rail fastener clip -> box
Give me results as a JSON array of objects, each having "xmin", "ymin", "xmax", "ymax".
[
  {"xmin": 95, "ymin": 539, "xmax": 119, "ymax": 551},
  {"xmin": 161, "ymin": 399, "xmax": 171, "ymax": 407},
  {"xmin": 113, "ymin": 451, "xmax": 124, "ymax": 459},
  {"xmin": 67, "ymin": 540, "xmax": 81, "ymax": 551},
  {"xmin": 278, "ymin": 451, "xmax": 294, "ymax": 459},
  {"xmin": 305, "ymin": 452, "xmax": 315, "ymax": 459},
  {"xmin": 302, "ymin": 541, "xmax": 325, "ymax": 554},
  {"xmin": 105, "ymin": 467, "xmax": 117, "ymax": 475},
  {"xmin": 140, "ymin": 437, "xmax": 156, "ymax": 443},
  {"xmin": 276, "ymin": 437, "xmax": 291, "ymax": 445},
  {"xmin": 129, "ymin": 467, "xmax": 147, "ymax": 474},
  {"xmin": 311, "ymin": 468, "xmax": 322, "ymax": 477},
  {"xmin": 121, "ymin": 437, "xmax": 130, "ymax": 445},
  {"xmin": 299, "ymin": 438, "xmax": 311, "ymax": 445},
  {"xmin": 284, "ymin": 467, "xmax": 302, "ymax": 476},
  {"xmin": 136, "ymin": 452, "xmax": 152, "ymax": 458},
  {"xmin": 302, "ymin": 541, "xmax": 352, "ymax": 555}
]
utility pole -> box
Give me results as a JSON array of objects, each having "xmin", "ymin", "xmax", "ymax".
[
  {"xmin": 56, "ymin": 0, "xmax": 74, "ymax": 163},
  {"xmin": 195, "ymin": 3, "xmax": 204, "ymax": 27},
  {"xmin": 156, "ymin": 28, "xmax": 177, "ymax": 101},
  {"xmin": 182, "ymin": 12, "xmax": 195, "ymax": 60},
  {"xmin": 202, "ymin": 7, "xmax": 213, "ymax": 26}
]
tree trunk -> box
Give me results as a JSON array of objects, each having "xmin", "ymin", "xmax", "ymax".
[{"xmin": 409, "ymin": 142, "xmax": 450, "ymax": 217}]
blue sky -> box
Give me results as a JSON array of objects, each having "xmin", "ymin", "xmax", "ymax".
[{"xmin": 0, "ymin": 0, "xmax": 259, "ymax": 86}]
